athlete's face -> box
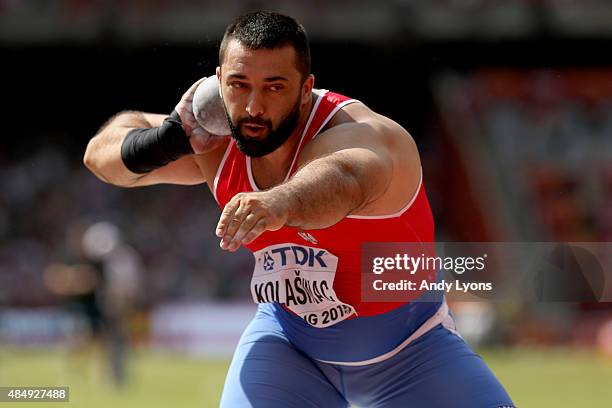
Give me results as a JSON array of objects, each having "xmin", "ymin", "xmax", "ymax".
[{"xmin": 217, "ymin": 40, "xmax": 314, "ymax": 157}]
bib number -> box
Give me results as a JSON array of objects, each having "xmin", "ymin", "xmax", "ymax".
[{"xmin": 251, "ymin": 243, "xmax": 356, "ymax": 328}]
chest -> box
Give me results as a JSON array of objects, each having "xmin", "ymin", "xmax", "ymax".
[{"xmin": 249, "ymin": 157, "xmax": 292, "ymax": 190}]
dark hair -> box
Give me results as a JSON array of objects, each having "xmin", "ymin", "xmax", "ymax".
[{"xmin": 219, "ymin": 11, "xmax": 311, "ymax": 79}]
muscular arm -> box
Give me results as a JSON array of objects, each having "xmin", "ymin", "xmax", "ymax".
[
  {"xmin": 217, "ymin": 118, "xmax": 422, "ymax": 251},
  {"xmin": 84, "ymin": 111, "xmax": 205, "ymax": 187},
  {"xmin": 275, "ymin": 128, "xmax": 393, "ymax": 229}
]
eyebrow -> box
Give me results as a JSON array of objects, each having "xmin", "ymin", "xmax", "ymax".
[
  {"xmin": 263, "ymin": 76, "xmax": 289, "ymax": 82},
  {"xmin": 227, "ymin": 73, "xmax": 247, "ymax": 80},
  {"xmin": 226, "ymin": 73, "xmax": 289, "ymax": 82}
]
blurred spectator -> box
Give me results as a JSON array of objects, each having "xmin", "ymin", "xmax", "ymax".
[
  {"xmin": 0, "ymin": 147, "xmax": 252, "ymax": 309},
  {"xmin": 44, "ymin": 220, "xmax": 142, "ymax": 386}
]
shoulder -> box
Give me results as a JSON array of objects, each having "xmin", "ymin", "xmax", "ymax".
[
  {"xmin": 300, "ymin": 100, "xmax": 418, "ymax": 165},
  {"xmin": 297, "ymin": 98, "xmax": 422, "ymax": 216}
]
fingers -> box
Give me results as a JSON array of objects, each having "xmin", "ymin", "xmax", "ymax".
[
  {"xmin": 220, "ymin": 201, "xmax": 250, "ymax": 250},
  {"xmin": 182, "ymin": 110, "xmax": 197, "ymax": 124},
  {"xmin": 175, "ymin": 77, "xmax": 208, "ymax": 128},
  {"xmin": 216, "ymin": 192, "xmax": 288, "ymax": 251},
  {"xmin": 226, "ymin": 213, "xmax": 264, "ymax": 251},
  {"xmin": 219, "ymin": 196, "xmax": 260, "ymax": 250},
  {"xmin": 179, "ymin": 110, "xmax": 199, "ymax": 136},
  {"xmin": 221, "ymin": 213, "xmax": 268, "ymax": 252},
  {"xmin": 216, "ymin": 197, "xmax": 240, "ymax": 239},
  {"xmin": 216, "ymin": 193, "xmax": 282, "ymax": 252},
  {"xmin": 241, "ymin": 218, "xmax": 268, "ymax": 245}
]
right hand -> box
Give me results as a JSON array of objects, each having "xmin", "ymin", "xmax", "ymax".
[
  {"xmin": 215, "ymin": 190, "xmax": 291, "ymax": 251},
  {"xmin": 175, "ymin": 77, "xmax": 228, "ymax": 154}
]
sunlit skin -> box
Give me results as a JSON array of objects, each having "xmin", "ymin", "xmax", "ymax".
[
  {"xmin": 211, "ymin": 41, "xmax": 414, "ymax": 252},
  {"xmin": 85, "ymin": 40, "xmax": 420, "ymax": 254},
  {"xmin": 216, "ymin": 40, "xmax": 314, "ymax": 184},
  {"xmin": 82, "ymin": 19, "xmax": 506, "ymax": 401}
]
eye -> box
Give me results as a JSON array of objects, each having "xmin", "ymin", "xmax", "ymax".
[
  {"xmin": 230, "ymin": 82, "xmax": 247, "ymax": 89},
  {"xmin": 268, "ymin": 84, "xmax": 284, "ymax": 92}
]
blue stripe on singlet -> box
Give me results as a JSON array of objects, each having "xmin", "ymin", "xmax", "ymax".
[{"xmin": 265, "ymin": 296, "xmax": 442, "ymax": 363}]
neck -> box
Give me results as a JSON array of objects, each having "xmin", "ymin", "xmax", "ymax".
[{"xmin": 251, "ymin": 94, "xmax": 315, "ymax": 187}]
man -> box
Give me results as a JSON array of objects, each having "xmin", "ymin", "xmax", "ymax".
[{"xmin": 84, "ymin": 10, "xmax": 514, "ymax": 408}]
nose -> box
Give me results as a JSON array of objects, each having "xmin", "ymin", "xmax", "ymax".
[{"xmin": 245, "ymin": 91, "xmax": 265, "ymax": 117}]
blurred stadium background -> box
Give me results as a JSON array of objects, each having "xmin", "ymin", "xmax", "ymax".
[{"xmin": 2, "ymin": 0, "xmax": 612, "ymax": 406}]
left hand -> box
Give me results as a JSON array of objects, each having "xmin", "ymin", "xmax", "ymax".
[{"xmin": 216, "ymin": 191, "xmax": 290, "ymax": 251}]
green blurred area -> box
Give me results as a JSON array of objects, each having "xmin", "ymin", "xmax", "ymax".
[{"xmin": 1, "ymin": 347, "xmax": 611, "ymax": 407}]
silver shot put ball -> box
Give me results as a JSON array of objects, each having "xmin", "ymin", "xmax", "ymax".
[{"xmin": 192, "ymin": 76, "xmax": 231, "ymax": 136}]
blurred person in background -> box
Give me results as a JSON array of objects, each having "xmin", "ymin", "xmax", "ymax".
[
  {"xmin": 44, "ymin": 220, "xmax": 142, "ymax": 387},
  {"xmin": 83, "ymin": 10, "xmax": 513, "ymax": 408}
]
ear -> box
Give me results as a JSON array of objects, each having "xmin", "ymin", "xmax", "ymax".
[
  {"xmin": 301, "ymin": 74, "xmax": 315, "ymax": 105},
  {"xmin": 216, "ymin": 66, "xmax": 221, "ymax": 80}
]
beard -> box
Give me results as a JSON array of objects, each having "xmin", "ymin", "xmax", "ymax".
[{"xmin": 223, "ymin": 95, "xmax": 302, "ymax": 158}]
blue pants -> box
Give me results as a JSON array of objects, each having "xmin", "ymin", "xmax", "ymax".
[{"xmin": 220, "ymin": 305, "xmax": 515, "ymax": 407}]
